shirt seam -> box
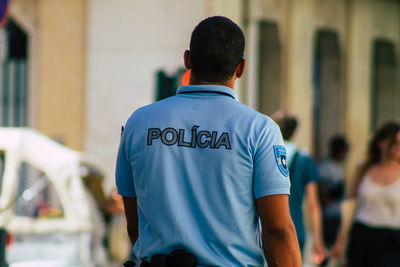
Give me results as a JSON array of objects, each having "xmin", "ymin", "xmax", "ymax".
[
  {"xmin": 254, "ymin": 185, "xmax": 290, "ymax": 196},
  {"xmin": 255, "ymin": 185, "xmax": 290, "ymax": 191}
]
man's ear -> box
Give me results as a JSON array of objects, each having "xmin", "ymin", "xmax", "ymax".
[
  {"xmin": 235, "ymin": 58, "xmax": 246, "ymax": 78},
  {"xmin": 184, "ymin": 50, "xmax": 191, "ymax": 70}
]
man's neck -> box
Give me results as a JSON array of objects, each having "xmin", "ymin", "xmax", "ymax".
[{"xmin": 189, "ymin": 77, "xmax": 235, "ymax": 90}]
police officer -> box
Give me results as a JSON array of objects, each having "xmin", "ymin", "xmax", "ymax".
[{"xmin": 116, "ymin": 16, "xmax": 301, "ymax": 267}]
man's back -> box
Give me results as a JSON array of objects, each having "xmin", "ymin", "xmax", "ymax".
[
  {"xmin": 117, "ymin": 16, "xmax": 301, "ymax": 267},
  {"xmin": 117, "ymin": 85, "xmax": 290, "ymax": 266}
]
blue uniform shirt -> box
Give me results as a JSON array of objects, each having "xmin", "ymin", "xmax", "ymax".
[{"xmin": 116, "ymin": 85, "xmax": 290, "ymax": 266}]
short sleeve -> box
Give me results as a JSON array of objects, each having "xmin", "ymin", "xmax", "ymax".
[
  {"xmin": 303, "ymin": 155, "xmax": 320, "ymax": 184},
  {"xmin": 253, "ymin": 123, "xmax": 291, "ymax": 199},
  {"xmin": 115, "ymin": 127, "xmax": 136, "ymax": 197}
]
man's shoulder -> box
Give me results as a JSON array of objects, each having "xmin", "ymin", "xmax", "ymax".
[
  {"xmin": 318, "ymin": 158, "xmax": 335, "ymax": 169},
  {"xmin": 294, "ymin": 149, "xmax": 320, "ymax": 178},
  {"xmin": 137, "ymin": 96, "xmax": 177, "ymax": 113},
  {"xmin": 294, "ymin": 149, "xmax": 317, "ymax": 166},
  {"xmin": 297, "ymin": 148, "xmax": 312, "ymax": 158},
  {"xmin": 233, "ymin": 102, "xmax": 278, "ymax": 128},
  {"xmin": 126, "ymin": 96, "xmax": 177, "ymax": 122},
  {"xmin": 233, "ymin": 101, "xmax": 266, "ymax": 116}
]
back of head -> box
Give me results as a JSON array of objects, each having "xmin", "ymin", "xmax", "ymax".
[
  {"xmin": 328, "ymin": 134, "xmax": 349, "ymax": 159},
  {"xmin": 271, "ymin": 111, "xmax": 298, "ymax": 141},
  {"xmin": 190, "ymin": 16, "xmax": 245, "ymax": 83}
]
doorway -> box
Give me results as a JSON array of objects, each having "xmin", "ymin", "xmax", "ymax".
[
  {"xmin": 257, "ymin": 21, "xmax": 282, "ymax": 116},
  {"xmin": 371, "ymin": 39, "xmax": 399, "ymax": 131},
  {"xmin": 313, "ymin": 30, "xmax": 344, "ymax": 160},
  {"xmin": 0, "ymin": 19, "xmax": 28, "ymax": 126}
]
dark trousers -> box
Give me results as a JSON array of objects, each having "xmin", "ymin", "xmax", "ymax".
[
  {"xmin": 347, "ymin": 222, "xmax": 400, "ymax": 267},
  {"xmin": 323, "ymin": 216, "xmax": 341, "ymax": 248}
]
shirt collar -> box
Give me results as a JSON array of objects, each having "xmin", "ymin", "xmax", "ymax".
[{"xmin": 176, "ymin": 85, "xmax": 239, "ymax": 101}]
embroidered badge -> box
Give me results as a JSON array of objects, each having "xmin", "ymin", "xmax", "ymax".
[{"xmin": 273, "ymin": 145, "xmax": 289, "ymax": 177}]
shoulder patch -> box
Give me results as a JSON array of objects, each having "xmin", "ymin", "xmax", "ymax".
[{"xmin": 273, "ymin": 145, "xmax": 289, "ymax": 177}]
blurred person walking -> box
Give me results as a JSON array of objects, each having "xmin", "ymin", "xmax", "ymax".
[
  {"xmin": 318, "ymin": 135, "xmax": 349, "ymax": 249},
  {"xmin": 116, "ymin": 16, "xmax": 301, "ymax": 267},
  {"xmin": 273, "ymin": 112, "xmax": 326, "ymax": 265},
  {"xmin": 331, "ymin": 121, "xmax": 400, "ymax": 267}
]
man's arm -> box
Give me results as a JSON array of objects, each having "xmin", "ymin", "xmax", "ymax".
[
  {"xmin": 122, "ymin": 196, "xmax": 139, "ymax": 246},
  {"xmin": 306, "ymin": 182, "xmax": 326, "ymax": 264},
  {"xmin": 256, "ymin": 194, "xmax": 302, "ymax": 267}
]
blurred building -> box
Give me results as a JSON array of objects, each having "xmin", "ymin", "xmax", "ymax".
[
  {"xmin": 242, "ymin": 0, "xmax": 400, "ymax": 180},
  {"xmin": 1, "ymin": 0, "xmax": 399, "ymax": 186}
]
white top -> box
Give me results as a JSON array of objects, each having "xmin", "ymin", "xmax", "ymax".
[{"xmin": 355, "ymin": 176, "xmax": 400, "ymax": 229}]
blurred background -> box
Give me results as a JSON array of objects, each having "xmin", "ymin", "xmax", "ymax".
[{"xmin": 0, "ymin": 0, "xmax": 399, "ymax": 266}]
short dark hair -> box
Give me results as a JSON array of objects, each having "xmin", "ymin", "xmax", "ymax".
[
  {"xmin": 328, "ymin": 134, "xmax": 349, "ymax": 158},
  {"xmin": 189, "ymin": 16, "xmax": 245, "ymax": 83},
  {"xmin": 272, "ymin": 113, "xmax": 298, "ymax": 141}
]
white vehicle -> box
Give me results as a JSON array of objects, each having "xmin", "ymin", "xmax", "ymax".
[{"xmin": 0, "ymin": 128, "xmax": 130, "ymax": 267}]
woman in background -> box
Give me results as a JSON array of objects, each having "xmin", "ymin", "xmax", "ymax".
[{"xmin": 331, "ymin": 121, "xmax": 400, "ymax": 267}]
